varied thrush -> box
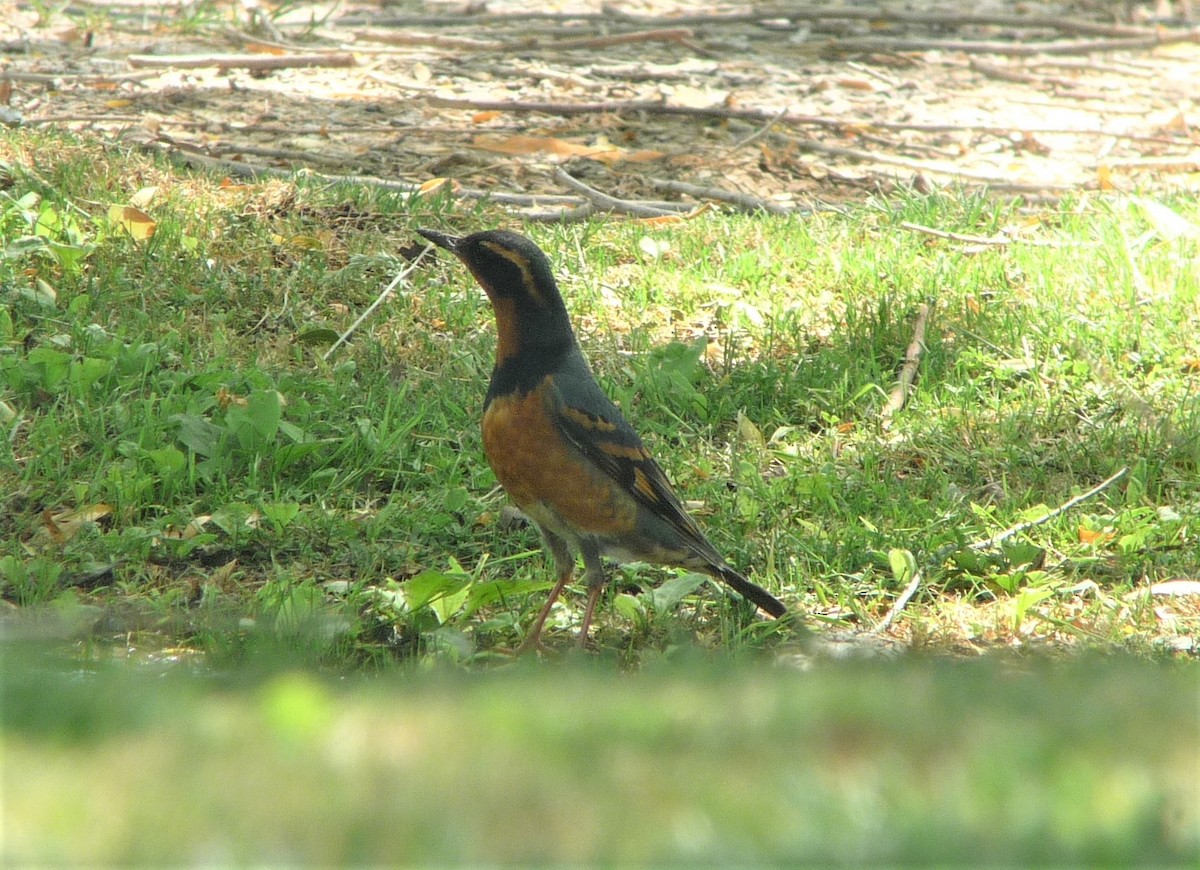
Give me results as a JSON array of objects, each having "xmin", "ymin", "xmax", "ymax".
[{"xmin": 417, "ymin": 228, "xmax": 786, "ymax": 651}]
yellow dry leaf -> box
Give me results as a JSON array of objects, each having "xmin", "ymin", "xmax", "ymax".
[
  {"xmin": 55, "ymin": 504, "xmax": 113, "ymax": 524},
  {"xmin": 130, "ymin": 186, "xmax": 158, "ymax": 208},
  {"xmin": 473, "ymin": 134, "xmax": 614, "ymax": 160},
  {"xmin": 42, "ymin": 503, "xmax": 113, "ymax": 545},
  {"xmin": 103, "ymin": 99, "xmax": 132, "ymax": 109},
  {"xmin": 472, "ymin": 134, "xmax": 662, "ymax": 165},
  {"xmin": 1097, "ymin": 163, "xmax": 1114, "ymax": 190},
  {"xmin": 1078, "ymin": 526, "xmax": 1114, "ymax": 545},
  {"xmin": 244, "ymin": 42, "xmax": 287, "ymax": 55},
  {"xmin": 182, "ymin": 515, "xmax": 211, "ymax": 540},
  {"xmin": 216, "ymin": 387, "xmax": 248, "ymax": 410},
  {"xmin": 637, "ymin": 214, "xmax": 686, "ymax": 226},
  {"xmin": 285, "ymin": 234, "xmax": 326, "ymax": 251},
  {"xmin": 108, "ymin": 204, "xmax": 156, "ymax": 240},
  {"xmin": 418, "ymin": 177, "xmax": 460, "ymax": 195}
]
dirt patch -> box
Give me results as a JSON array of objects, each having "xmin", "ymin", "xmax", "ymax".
[{"xmin": 2, "ymin": 1, "xmax": 1199, "ymax": 217}]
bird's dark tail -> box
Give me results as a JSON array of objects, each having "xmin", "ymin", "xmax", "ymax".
[{"xmin": 716, "ymin": 566, "xmax": 786, "ymax": 618}]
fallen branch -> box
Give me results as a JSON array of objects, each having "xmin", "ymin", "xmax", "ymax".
[
  {"xmin": 425, "ymin": 95, "xmax": 1183, "ymax": 144},
  {"xmin": 523, "ymin": 27, "xmax": 693, "ymax": 51},
  {"xmin": 900, "ymin": 221, "xmax": 1099, "ymax": 249},
  {"xmin": 969, "ymin": 467, "xmax": 1131, "ymax": 552},
  {"xmin": 970, "ymin": 57, "xmax": 1065, "ymax": 86},
  {"xmin": 341, "ymin": 8, "xmax": 1164, "ymax": 38},
  {"xmin": 353, "ymin": 29, "xmax": 503, "ymax": 50},
  {"xmin": 881, "ymin": 302, "xmax": 932, "ymax": 423},
  {"xmin": 901, "ymin": 222, "xmax": 1012, "ymax": 246},
  {"xmin": 643, "ymin": 177, "xmax": 791, "ymax": 215},
  {"xmin": 525, "ymin": 204, "xmax": 597, "ymax": 223},
  {"xmin": 2, "ymin": 70, "xmax": 161, "ymax": 83},
  {"xmin": 821, "ymin": 31, "xmax": 1200, "ymax": 56},
  {"xmin": 323, "ymin": 247, "xmax": 434, "ymax": 361},
  {"xmin": 127, "ymin": 52, "xmax": 355, "ymax": 70},
  {"xmin": 875, "ymin": 569, "xmax": 924, "ymax": 633},
  {"xmin": 553, "ymin": 168, "xmax": 680, "ymax": 218}
]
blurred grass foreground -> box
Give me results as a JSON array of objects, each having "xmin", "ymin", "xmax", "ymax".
[{"xmin": 2, "ymin": 646, "xmax": 1196, "ymax": 865}]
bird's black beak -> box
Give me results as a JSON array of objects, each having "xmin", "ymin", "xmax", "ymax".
[{"xmin": 417, "ymin": 228, "xmax": 462, "ymax": 254}]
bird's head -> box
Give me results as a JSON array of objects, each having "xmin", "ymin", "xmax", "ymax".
[{"xmin": 418, "ymin": 228, "xmax": 575, "ymax": 362}]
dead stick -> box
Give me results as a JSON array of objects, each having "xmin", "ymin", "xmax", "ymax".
[
  {"xmin": 353, "ymin": 30, "xmax": 502, "ymax": 49},
  {"xmin": 344, "ymin": 8, "xmax": 1161, "ymax": 38},
  {"xmin": 821, "ymin": 32, "xmax": 1200, "ymax": 55},
  {"xmin": 553, "ymin": 168, "xmax": 678, "ymax": 218},
  {"xmin": 901, "ymin": 222, "xmax": 1012, "ymax": 246},
  {"xmin": 643, "ymin": 177, "xmax": 791, "ymax": 215},
  {"xmin": 969, "ymin": 467, "xmax": 1131, "ymax": 552},
  {"xmin": 127, "ymin": 52, "xmax": 355, "ymax": 70},
  {"xmin": 524, "ymin": 28, "xmax": 693, "ymax": 50},
  {"xmin": 901, "ymin": 221, "xmax": 1099, "ymax": 249},
  {"xmin": 424, "ymin": 96, "xmax": 1183, "ymax": 144},
  {"xmin": 881, "ymin": 302, "xmax": 932, "ymax": 422},
  {"xmin": 324, "ymin": 248, "xmax": 433, "ymax": 361},
  {"xmin": 525, "ymin": 204, "xmax": 598, "ymax": 223},
  {"xmin": 875, "ymin": 569, "xmax": 924, "ymax": 633}
]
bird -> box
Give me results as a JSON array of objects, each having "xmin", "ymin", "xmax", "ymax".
[{"xmin": 417, "ymin": 227, "xmax": 786, "ymax": 652}]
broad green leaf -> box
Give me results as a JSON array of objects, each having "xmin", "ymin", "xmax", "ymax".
[
  {"xmin": 650, "ymin": 572, "xmax": 707, "ymax": 613},
  {"xmin": 173, "ymin": 413, "xmax": 224, "ymax": 458}
]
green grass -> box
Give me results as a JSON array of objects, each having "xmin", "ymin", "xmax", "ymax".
[
  {"xmin": 3, "ymin": 126, "xmax": 1198, "ymax": 867},
  {"xmin": 3, "ymin": 651, "xmax": 1196, "ymax": 865},
  {"xmin": 1, "ymin": 127, "xmax": 1198, "ymax": 664}
]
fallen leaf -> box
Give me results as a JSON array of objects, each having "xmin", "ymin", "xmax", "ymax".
[
  {"xmin": 107, "ymin": 204, "xmax": 156, "ymax": 240},
  {"xmin": 472, "ymin": 134, "xmax": 662, "ymax": 165},
  {"xmin": 1128, "ymin": 195, "xmax": 1200, "ymax": 241},
  {"xmin": 1078, "ymin": 526, "xmax": 1114, "ymax": 545},
  {"xmin": 244, "ymin": 42, "xmax": 287, "ymax": 55},
  {"xmin": 1149, "ymin": 580, "xmax": 1200, "ymax": 597},
  {"xmin": 129, "ymin": 186, "xmax": 158, "ymax": 208},
  {"xmin": 638, "ymin": 235, "xmax": 671, "ymax": 259},
  {"xmin": 418, "ymin": 177, "xmax": 460, "ymax": 196},
  {"xmin": 472, "ymin": 111, "xmax": 502, "ymax": 123}
]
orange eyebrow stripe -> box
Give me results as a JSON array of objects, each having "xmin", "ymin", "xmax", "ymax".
[{"xmin": 480, "ymin": 240, "xmax": 541, "ymax": 306}]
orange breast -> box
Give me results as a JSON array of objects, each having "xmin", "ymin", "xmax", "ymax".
[{"xmin": 482, "ymin": 383, "xmax": 637, "ymax": 537}]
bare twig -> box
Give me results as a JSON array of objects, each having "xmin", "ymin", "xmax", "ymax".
[
  {"xmin": 820, "ymin": 32, "xmax": 1200, "ymax": 55},
  {"xmin": 323, "ymin": 247, "xmax": 433, "ymax": 361},
  {"xmin": 2, "ymin": 70, "xmax": 161, "ymax": 83},
  {"xmin": 969, "ymin": 467, "xmax": 1131, "ymax": 552},
  {"xmin": 902, "ymin": 222, "xmax": 1013, "ymax": 246},
  {"xmin": 127, "ymin": 52, "xmax": 355, "ymax": 70},
  {"xmin": 881, "ymin": 302, "xmax": 932, "ymax": 422},
  {"xmin": 553, "ymin": 168, "xmax": 680, "ymax": 218},
  {"xmin": 353, "ymin": 29, "xmax": 503, "ymax": 50},
  {"xmin": 643, "ymin": 177, "xmax": 791, "ymax": 215},
  {"xmin": 525, "ymin": 204, "xmax": 598, "ymax": 223},
  {"xmin": 425, "ymin": 95, "xmax": 1183, "ymax": 144},
  {"xmin": 875, "ymin": 569, "xmax": 924, "ymax": 633},
  {"xmin": 900, "ymin": 221, "xmax": 1099, "ymax": 249},
  {"xmin": 340, "ymin": 8, "xmax": 1166, "ymax": 38},
  {"xmin": 526, "ymin": 27, "xmax": 693, "ymax": 51},
  {"xmin": 728, "ymin": 106, "xmax": 789, "ymax": 150}
]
